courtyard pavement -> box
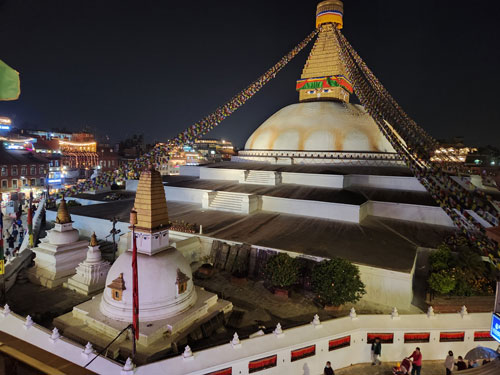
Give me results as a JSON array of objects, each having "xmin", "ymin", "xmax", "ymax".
[{"xmin": 335, "ymin": 361, "xmax": 445, "ymax": 375}]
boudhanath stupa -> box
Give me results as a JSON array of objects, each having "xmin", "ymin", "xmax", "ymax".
[
  {"xmin": 237, "ymin": 0, "xmax": 397, "ymax": 165},
  {"xmin": 50, "ymin": 0, "xmax": 458, "ymax": 313},
  {"xmin": 54, "ymin": 168, "xmax": 232, "ymax": 361}
]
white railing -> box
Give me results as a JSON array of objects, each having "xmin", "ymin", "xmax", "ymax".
[{"xmin": 0, "ymin": 304, "xmax": 495, "ymax": 375}]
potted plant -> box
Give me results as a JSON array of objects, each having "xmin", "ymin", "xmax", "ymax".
[
  {"xmin": 195, "ymin": 255, "xmax": 216, "ymax": 279},
  {"xmin": 264, "ymin": 253, "xmax": 300, "ymax": 298},
  {"xmin": 311, "ymin": 258, "xmax": 366, "ymax": 310},
  {"xmin": 231, "ymin": 256, "xmax": 249, "ymax": 285}
]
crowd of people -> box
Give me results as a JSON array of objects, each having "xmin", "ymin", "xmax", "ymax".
[
  {"xmin": 3, "ymin": 219, "xmax": 25, "ymax": 262},
  {"xmin": 444, "ymin": 350, "xmax": 493, "ymax": 374},
  {"xmin": 320, "ymin": 341, "xmax": 498, "ymax": 375}
]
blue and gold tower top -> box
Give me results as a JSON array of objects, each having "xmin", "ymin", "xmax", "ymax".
[
  {"xmin": 296, "ymin": 0, "xmax": 352, "ymax": 103},
  {"xmin": 316, "ymin": 0, "xmax": 344, "ymax": 29}
]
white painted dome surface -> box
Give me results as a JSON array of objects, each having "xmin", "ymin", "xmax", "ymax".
[
  {"xmin": 47, "ymin": 227, "xmax": 79, "ymax": 245},
  {"xmin": 99, "ymin": 247, "xmax": 197, "ymax": 322},
  {"xmin": 245, "ymin": 101, "xmax": 395, "ymax": 152}
]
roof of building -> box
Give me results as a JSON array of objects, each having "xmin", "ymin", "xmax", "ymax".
[{"xmin": 0, "ymin": 149, "xmax": 50, "ymax": 165}]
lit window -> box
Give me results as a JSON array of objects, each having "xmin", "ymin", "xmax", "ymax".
[{"xmin": 12, "ymin": 179, "xmax": 18, "ymax": 188}]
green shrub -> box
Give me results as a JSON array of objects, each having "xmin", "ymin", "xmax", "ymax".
[
  {"xmin": 428, "ymin": 271, "xmax": 456, "ymax": 295},
  {"xmin": 429, "ymin": 244, "xmax": 453, "ymax": 272},
  {"xmin": 311, "ymin": 258, "xmax": 366, "ymax": 306},
  {"xmin": 264, "ymin": 253, "xmax": 300, "ymax": 288}
]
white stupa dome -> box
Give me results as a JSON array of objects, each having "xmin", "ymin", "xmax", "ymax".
[
  {"xmin": 47, "ymin": 226, "xmax": 79, "ymax": 245},
  {"xmin": 99, "ymin": 247, "xmax": 197, "ymax": 322},
  {"xmin": 245, "ymin": 101, "xmax": 395, "ymax": 153}
]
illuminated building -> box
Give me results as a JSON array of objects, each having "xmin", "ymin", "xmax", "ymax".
[
  {"xmin": 0, "ymin": 116, "xmax": 12, "ymax": 132},
  {"xmin": 194, "ymin": 138, "xmax": 235, "ymax": 162},
  {"xmin": 157, "ymin": 143, "xmax": 204, "ymax": 175},
  {"xmin": 0, "ymin": 147, "xmax": 49, "ymax": 193}
]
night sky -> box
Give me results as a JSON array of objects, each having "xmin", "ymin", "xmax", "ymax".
[{"xmin": 0, "ymin": 0, "xmax": 499, "ymax": 148}]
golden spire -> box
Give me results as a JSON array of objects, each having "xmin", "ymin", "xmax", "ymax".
[
  {"xmin": 133, "ymin": 167, "xmax": 169, "ymax": 232},
  {"xmin": 296, "ymin": 0, "xmax": 353, "ymax": 103},
  {"xmin": 55, "ymin": 197, "xmax": 72, "ymax": 224},
  {"xmin": 90, "ymin": 232, "xmax": 98, "ymax": 246}
]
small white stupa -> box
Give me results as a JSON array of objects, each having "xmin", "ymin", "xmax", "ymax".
[
  {"xmin": 64, "ymin": 232, "xmax": 111, "ymax": 295},
  {"xmin": 28, "ymin": 198, "xmax": 88, "ymax": 288},
  {"xmin": 55, "ymin": 168, "xmax": 232, "ymax": 359}
]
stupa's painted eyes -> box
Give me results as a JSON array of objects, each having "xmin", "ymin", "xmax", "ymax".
[{"xmin": 307, "ymin": 90, "xmax": 315, "ymax": 94}]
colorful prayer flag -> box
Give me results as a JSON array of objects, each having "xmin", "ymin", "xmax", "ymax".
[{"xmin": 0, "ymin": 59, "xmax": 20, "ymax": 101}]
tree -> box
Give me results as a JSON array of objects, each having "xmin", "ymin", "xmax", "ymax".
[
  {"xmin": 265, "ymin": 253, "xmax": 300, "ymax": 288},
  {"xmin": 428, "ymin": 271, "xmax": 456, "ymax": 295},
  {"xmin": 429, "ymin": 244, "xmax": 453, "ymax": 272},
  {"xmin": 312, "ymin": 258, "xmax": 366, "ymax": 306}
]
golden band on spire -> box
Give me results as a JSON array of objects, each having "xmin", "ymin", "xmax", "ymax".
[{"xmin": 316, "ymin": 0, "xmax": 344, "ymax": 29}]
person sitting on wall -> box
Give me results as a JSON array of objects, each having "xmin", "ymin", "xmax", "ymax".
[{"xmin": 456, "ymin": 356, "xmax": 467, "ymax": 371}]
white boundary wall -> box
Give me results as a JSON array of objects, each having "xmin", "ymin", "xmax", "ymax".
[
  {"xmin": 261, "ymin": 196, "xmax": 365, "ymax": 223},
  {"xmin": 281, "ymin": 172, "xmax": 344, "ymax": 188},
  {"xmin": 344, "ymin": 174, "xmax": 426, "ymax": 192},
  {"xmin": 46, "ymin": 210, "xmax": 130, "ymax": 240},
  {"xmin": 1, "ymin": 305, "xmax": 494, "ymax": 375},
  {"xmin": 145, "ymin": 312, "xmax": 497, "ymax": 375},
  {"xmin": 368, "ymin": 201, "xmax": 455, "ymax": 227},
  {"xmin": 199, "ymin": 167, "xmax": 246, "ymax": 181}
]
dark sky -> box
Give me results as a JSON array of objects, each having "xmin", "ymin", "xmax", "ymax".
[{"xmin": 0, "ymin": 0, "xmax": 499, "ymax": 148}]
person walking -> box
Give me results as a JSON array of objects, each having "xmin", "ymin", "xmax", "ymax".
[
  {"xmin": 323, "ymin": 361, "xmax": 335, "ymax": 375},
  {"xmin": 444, "ymin": 351, "xmax": 454, "ymax": 375},
  {"xmin": 371, "ymin": 337, "xmax": 382, "ymax": 365},
  {"xmin": 409, "ymin": 347, "xmax": 422, "ymax": 375},
  {"xmin": 6, "ymin": 234, "xmax": 15, "ymax": 254}
]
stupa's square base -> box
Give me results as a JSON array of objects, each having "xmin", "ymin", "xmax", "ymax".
[{"xmin": 54, "ymin": 286, "xmax": 232, "ymax": 361}]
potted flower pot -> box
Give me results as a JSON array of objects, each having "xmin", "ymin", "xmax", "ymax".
[{"xmin": 273, "ymin": 287, "xmax": 289, "ymax": 298}]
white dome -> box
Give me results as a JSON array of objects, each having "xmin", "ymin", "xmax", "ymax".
[
  {"xmin": 245, "ymin": 101, "xmax": 395, "ymax": 152},
  {"xmin": 100, "ymin": 247, "xmax": 197, "ymax": 322}
]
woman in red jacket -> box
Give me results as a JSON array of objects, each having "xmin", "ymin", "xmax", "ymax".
[{"xmin": 409, "ymin": 347, "xmax": 422, "ymax": 375}]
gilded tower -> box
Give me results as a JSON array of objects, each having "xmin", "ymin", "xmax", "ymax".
[{"xmin": 296, "ymin": 0, "xmax": 353, "ymax": 103}]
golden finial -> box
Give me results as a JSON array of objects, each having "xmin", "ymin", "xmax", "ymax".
[
  {"xmin": 55, "ymin": 197, "xmax": 72, "ymax": 224},
  {"xmin": 90, "ymin": 232, "xmax": 98, "ymax": 246}
]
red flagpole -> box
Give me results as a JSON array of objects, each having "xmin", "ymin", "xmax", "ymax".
[
  {"xmin": 130, "ymin": 209, "xmax": 139, "ymax": 360},
  {"xmin": 132, "ymin": 225, "xmax": 139, "ymax": 339}
]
